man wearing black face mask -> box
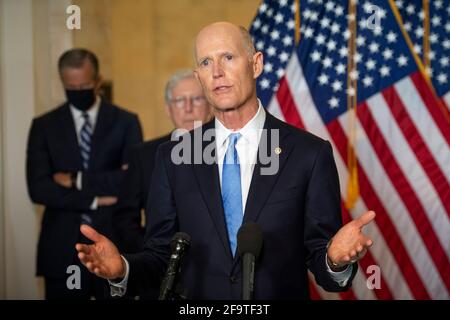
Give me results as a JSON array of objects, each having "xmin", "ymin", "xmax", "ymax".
[{"xmin": 26, "ymin": 48, "xmax": 143, "ymax": 299}]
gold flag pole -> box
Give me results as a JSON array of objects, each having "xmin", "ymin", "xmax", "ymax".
[
  {"xmin": 345, "ymin": 0, "xmax": 359, "ymax": 210},
  {"xmin": 295, "ymin": 0, "xmax": 301, "ymax": 45},
  {"xmin": 423, "ymin": 0, "xmax": 430, "ymax": 73}
]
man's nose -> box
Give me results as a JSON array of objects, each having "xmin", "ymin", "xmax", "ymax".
[
  {"xmin": 184, "ymin": 97, "xmax": 193, "ymax": 112},
  {"xmin": 212, "ymin": 61, "xmax": 224, "ymax": 79}
]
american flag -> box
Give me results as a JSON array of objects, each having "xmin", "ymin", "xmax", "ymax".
[
  {"xmin": 250, "ymin": 0, "xmax": 450, "ymax": 299},
  {"xmin": 395, "ymin": 0, "xmax": 450, "ymax": 111}
]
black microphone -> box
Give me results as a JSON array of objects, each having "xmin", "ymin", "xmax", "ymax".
[
  {"xmin": 237, "ymin": 223, "xmax": 263, "ymax": 300},
  {"xmin": 158, "ymin": 232, "xmax": 191, "ymax": 300}
]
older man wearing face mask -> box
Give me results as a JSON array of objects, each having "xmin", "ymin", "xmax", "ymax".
[{"xmin": 26, "ymin": 48, "xmax": 143, "ymax": 299}]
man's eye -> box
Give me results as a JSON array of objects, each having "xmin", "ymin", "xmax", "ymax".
[
  {"xmin": 226, "ymin": 55, "xmax": 233, "ymax": 60},
  {"xmin": 200, "ymin": 59, "xmax": 209, "ymax": 67}
]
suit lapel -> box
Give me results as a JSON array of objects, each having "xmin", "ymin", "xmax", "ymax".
[
  {"xmin": 243, "ymin": 113, "xmax": 293, "ymax": 224},
  {"xmin": 191, "ymin": 120, "xmax": 233, "ymax": 257},
  {"xmin": 59, "ymin": 104, "xmax": 83, "ymax": 169}
]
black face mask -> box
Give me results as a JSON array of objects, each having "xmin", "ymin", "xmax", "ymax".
[{"xmin": 65, "ymin": 89, "xmax": 96, "ymax": 111}]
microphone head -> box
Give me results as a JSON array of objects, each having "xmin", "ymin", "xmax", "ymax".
[
  {"xmin": 171, "ymin": 232, "xmax": 191, "ymax": 250},
  {"xmin": 237, "ymin": 223, "xmax": 263, "ymax": 259}
]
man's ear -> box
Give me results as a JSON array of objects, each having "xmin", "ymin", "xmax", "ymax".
[{"xmin": 252, "ymin": 52, "xmax": 264, "ymax": 79}]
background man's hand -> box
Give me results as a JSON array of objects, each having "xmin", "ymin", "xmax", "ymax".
[
  {"xmin": 75, "ymin": 224, "xmax": 125, "ymax": 280},
  {"xmin": 53, "ymin": 172, "xmax": 72, "ymax": 188},
  {"xmin": 97, "ymin": 196, "xmax": 118, "ymax": 207},
  {"xmin": 327, "ymin": 211, "xmax": 376, "ymax": 269}
]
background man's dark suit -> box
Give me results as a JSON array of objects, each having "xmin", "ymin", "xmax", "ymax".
[
  {"xmin": 125, "ymin": 112, "xmax": 357, "ymax": 299},
  {"xmin": 113, "ymin": 134, "xmax": 171, "ymax": 254},
  {"xmin": 26, "ymin": 100, "xmax": 142, "ymax": 298}
]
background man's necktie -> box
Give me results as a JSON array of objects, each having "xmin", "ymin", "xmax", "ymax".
[
  {"xmin": 80, "ymin": 112, "xmax": 92, "ymax": 170},
  {"xmin": 80, "ymin": 112, "xmax": 93, "ymax": 225}
]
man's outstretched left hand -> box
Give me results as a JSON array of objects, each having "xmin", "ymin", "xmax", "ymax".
[{"xmin": 327, "ymin": 210, "xmax": 376, "ymax": 270}]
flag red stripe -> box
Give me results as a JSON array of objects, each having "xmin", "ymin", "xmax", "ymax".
[
  {"xmin": 309, "ymin": 280, "xmax": 323, "ymax": 300},
  {"xmin": 442, "ymin": 97, "xmax": 450, "ymax": 112},
  {"xmin": 383, "ymin": 86, "xmax": 450, "ymax": 217},
  {"xmin": 409, "ymin": 72, "xmax": 450, "ymax": 145},
  {"xmin": 278, "ymin": 93, "xmax": 394, "ymax": 300},
  {"xmin": 341, "ymin": 204, "xmax": 394, "ymax": 300},
  {"xmin": 327, "ymin": 119, "xmax": 431, "ymax": 299},
  {"xmin": 339, "ymin": 288, "xmax": 358, "ymax": 300},
  {"xmin": 276, "ymin": 92, "xmax": 364, "ymax": 300},
  {"xmin": 276, "ymin": 77, "xmax": 305, "ymax": 129},
  {"xmin": 274, "ymin": 100, "xmax": 361, "ymax": 300},
  {"xmin": 358, "ymin": 101, "xmax": 450, "ymax": 293}
]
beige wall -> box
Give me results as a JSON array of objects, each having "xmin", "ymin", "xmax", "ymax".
[
  {"xmin": 1, "ymin": 0, "xmax": 39, "ymax": 299},
  {"xmin": 73, "ymin": 0, "xmax": 260, "ymax": 140},
  {"xmin": 33, "ymin": 0, "xmax": 74, "ymax": 114}
]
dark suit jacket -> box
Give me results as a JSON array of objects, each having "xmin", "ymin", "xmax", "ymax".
[
  {"xmin": 125, "ymin": 111, "xmax": 356, "ymax": 299},
  {"xmin": 113, "ymin": 134, "xmax": 171, "ymax": 299},
  {"xmin": 113, "ymin": 134, "xmax": 171, "ymax": 253},
  {"xmin": 26, "ymin": 100, "xmax": 143, "ymax": 278}
]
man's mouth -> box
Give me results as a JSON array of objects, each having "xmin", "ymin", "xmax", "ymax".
[{"xmin": 213, "ymin": 85, "xmax": 232, "ymax": 93}]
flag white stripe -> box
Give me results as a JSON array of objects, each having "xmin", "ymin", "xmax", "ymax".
[
  {"xmin": 351, "ymin": 199, "xmax": 413, "ymax": 299},
  {"xmin": 284, "ymin": 54, "xmax": 348, "ymax": 195},
  {"xmin": 352, "ymin": 266, "xmax": 377, "ymax": 300},
  {"xmin": 282, "ymin": 55, "xmax": 374, "ymax": 299},
  {"xmin": 338, "ymin": 113, "xmax": 448, "ymax": 299},
  {"xmin": 284, "ymin": 55, "xmax": 328, "ymax": 138},
  {"xmin": 395, "ymin": 77, "xmax": 450, "ymax": 183},
  {"xmin": 283, "ymin": 54, "xmax": 413, "ymax": 300},
  {"xmin": 367, "ymin": 92, "xmax": 450, "ymax": 259},
  {"xmin": 443, "ymin": 92, "xmax": 450, "ymax": 112},
  {"xmin": 267, "ymin": 96, "xmax": 285, "ymax": 122}
]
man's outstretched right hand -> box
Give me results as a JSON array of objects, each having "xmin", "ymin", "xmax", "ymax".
[{"xmin": 76, "ymin": 224, "xmax": 125, "ymax": 280}]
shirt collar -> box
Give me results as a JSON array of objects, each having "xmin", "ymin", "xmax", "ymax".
[
  {"xmin": 215, "ymin": 99, "xmax": 266, "ymax": 149},
  {"xmin": 69, "ymin": 95, "xmax": 101, "ymax": 123}
]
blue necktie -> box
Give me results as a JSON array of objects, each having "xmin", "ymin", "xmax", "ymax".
[
  {"xmin": 80, "ymin": 112, "xmax": 93, "ymax": 225},
  {"xmin": 221, "ymin": 133, "xmax": 243, "ymax": 256}
]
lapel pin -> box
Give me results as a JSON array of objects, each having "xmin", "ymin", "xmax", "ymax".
[{"xmin": 275, "ymin": 147, "xmax": 282, "ymax": 155}]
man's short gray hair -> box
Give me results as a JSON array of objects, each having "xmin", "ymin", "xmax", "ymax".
[
  {"xmin": 239, "ymin": 26, "xmax": 256, "ymax": 60},
  {"xmin": 165, "ymin": 69, "xmax": 196, "ymax": 103}
]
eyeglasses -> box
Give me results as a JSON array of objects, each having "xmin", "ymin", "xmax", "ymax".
[{"xmin": 169, "ymin": 96, "xmax": 207, "ymax": 109}]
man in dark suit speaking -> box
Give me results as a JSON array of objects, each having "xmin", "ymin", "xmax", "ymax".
[
  {"xmin": 76, "ymin": 22, "xmax": 375, "ymax": 299},
  {"xmin": 26, "ymin": 48, "xmax": 143, "ymax": 299}
]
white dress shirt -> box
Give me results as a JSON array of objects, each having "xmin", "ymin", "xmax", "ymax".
[
  {"xmin": 109, "ymin": 100, "xmax": 352, "ymax": 296},
  {"xmin": 215, "ymin": 101, "xmax": 266, "ymax": 211},
  {"xmin": 69, "ymin": 96, "xmax": 101, "ymax": 209}
]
